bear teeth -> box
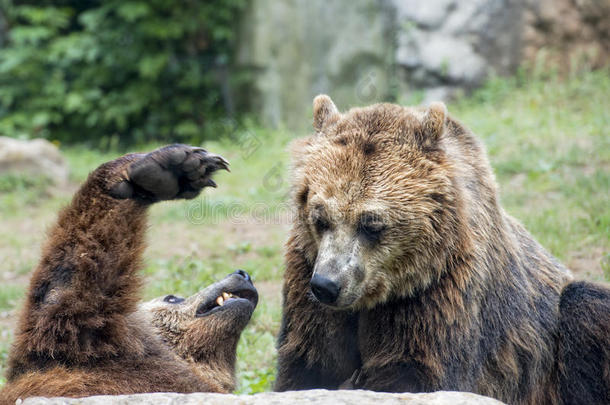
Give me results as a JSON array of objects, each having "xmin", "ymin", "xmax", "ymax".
[{"xmin": 215, "ymin": 292, "xmax": 236, "ymax": 307}]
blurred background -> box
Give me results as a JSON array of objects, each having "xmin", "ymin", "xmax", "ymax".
[{"xmin": 0, "ymin": 0, "xmax": 608, "ymax": 394}]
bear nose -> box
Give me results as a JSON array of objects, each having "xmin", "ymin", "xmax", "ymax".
[
  {"xmin": 233, "ymin": 269, "xmax": 251, "ymax": 283},
  {"xmin": 310, "ymin": 274, "xmax": 340, "ymax": 305}
]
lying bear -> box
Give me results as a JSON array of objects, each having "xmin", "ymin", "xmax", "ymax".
[
  {"xmin": 276, "ymin": 96, "xmax": 610, "ymax": 405},
  {"xmin": 1, "ymin": 145, "xmax": 258, "ymax": 402}
]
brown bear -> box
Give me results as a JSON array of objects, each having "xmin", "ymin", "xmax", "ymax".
[
  {"xmin": 275, "ymin": 96, "xmax": 610, "ymax": 404},
  {"xmin": 0, "ymin": 145, "xmax": 258, "ymax": 403}
]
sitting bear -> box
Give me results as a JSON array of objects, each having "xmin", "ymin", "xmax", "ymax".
[
  {"xmin": 275, "ymin": 96, "xmax": 610, "ymax": 405},
  {"xmin": 1, "ymin": 145, "xmax": 258, "ymax": 402}
]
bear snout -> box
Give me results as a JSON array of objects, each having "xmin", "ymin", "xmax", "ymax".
[{"xmin": 310, "ymin": 273, "xmax": 341, "ymax": 305}]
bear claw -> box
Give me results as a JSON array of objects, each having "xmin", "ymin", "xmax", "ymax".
[{"xmin": 113, "ymin": 144, "xmax": 229, "ymax": 202}]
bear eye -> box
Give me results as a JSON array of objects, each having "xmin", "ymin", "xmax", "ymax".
[
  {"xmin": 310, "ymin": 205, "xmax": 331, "ymax": 234},
  {"xmin": 358, "ymin": 214, "xmax": 386, "ymax": 243},
  {"xmin": 163, "ymin": 295, "xmax": 184, "ymax": 304},
  {"xmin": 314, "ymin": 216, "xmax": 330, "ymax": 233}
]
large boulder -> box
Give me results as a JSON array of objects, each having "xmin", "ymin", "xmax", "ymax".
[
  {"xmin": 521, "ymin": 0, "xmax": 609, "ymax": 68},
  {"xmin": 235, "ymin": 0, "xmax": 609, "ymax": 127},
  {"xmin": 21, "ymin": 390, "xmax": 505, "ymax": 404},
  {"xmin": 0, "ymin": 137, "xmax": 69, "ymax": 184},
  {"xmin": 393, "ymin": 0, "xmax": 523, "ymax": 101},
  {"xmin": 236, "ymin": 0, "xmax": 393, "ymax": 128}
]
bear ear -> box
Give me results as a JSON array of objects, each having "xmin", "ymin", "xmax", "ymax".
[
  {"xmin": 313, "ymin": 94, "xmax": 340, "ymax": 132},
  {"xmin": 420, "ymin": 101, "xmax": 447, "ymax": 146}
]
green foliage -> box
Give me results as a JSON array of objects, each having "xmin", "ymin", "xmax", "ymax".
[{"xmin": 0, "ymin": 0, "xmax": 247, "ymax": 145}]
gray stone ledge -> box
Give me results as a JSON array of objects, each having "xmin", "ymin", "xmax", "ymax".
[{"xmin": 21, "ymin": 389, "xmax": 505, "ymax": 404}]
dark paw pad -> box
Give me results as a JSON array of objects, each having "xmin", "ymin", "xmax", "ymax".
[{"xmin": 111, "ymin": 144, "xmax": 229, "ymax": 202}]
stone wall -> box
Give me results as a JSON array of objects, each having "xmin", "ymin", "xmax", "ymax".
[{"xmin": 235, "ymin": 0, "xmax": 609, "ymax": 128}]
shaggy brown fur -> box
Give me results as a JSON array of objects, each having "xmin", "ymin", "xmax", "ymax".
[
  {"xmin": 0, "ymin": 145, "xmax": 258, "ymax": 403},
  {"xmin": 275, "ymin": 96, "xmax": 610, "ymax": 404},
  {"xmin": 557, "ymin": 281, "xmax": 610, "ymax": 403}
]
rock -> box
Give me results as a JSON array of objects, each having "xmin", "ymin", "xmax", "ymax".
[
  {"xmin": 393, "ymin": 0, "xmax": 522, "ymax": 95},
  {"xmin": 521, "ymin": 0, "xmax": 609, "ymax": 69},
  {"xmin": 236, "ymin": 0, "xmax": 609, "ymax": 128},
  {"xmin": 236, "ymin": 0, "xmax": 394, "ymax": 129},
  {"xmin": 0, "ymin": 137, "xmax": 69, "ymax": 184},
  {"xmin": 396, "ymin": 0, "xmax": 456, "ymax": 30},
  {"xmin": 421, "ymin": 86, "xmax": 456, "ymax": 104},
  {"xmin": 21, "ymin": 390, "xmax": 506, "ymax": 405},
  {"xmin": 400, "ymin": 33, "xmax": 488, "ymax": 85}
]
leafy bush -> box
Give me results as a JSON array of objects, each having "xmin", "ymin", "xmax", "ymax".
[{"xmin": 0, "ymin": 0, "xmax": 247, "ymax": 145}]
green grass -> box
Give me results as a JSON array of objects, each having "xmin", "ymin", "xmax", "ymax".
[
  {"xmin": 0, "ymin": 68, "xmax": 608, "ymax": 392},
  {"xmin": 0, "ymin": 173, "xmax": 55, "ymax": 215},
  {"xmin": 236, "ymin": 298, "xmax": 282, "ymax": 393},
  {"xmin": 0, "ymin": 286, "xmax": 25, "ymax": 311},
  {"xmin": 0, "ymin": 288, "xmax": 21, "ymax": 387},
  {"xmin": 0, "ymin": 330, "xmax": 12, "ymax": 386},
  {"xmin": 453, "ymin": 69, "xmax": 609, "ymax": 279}
]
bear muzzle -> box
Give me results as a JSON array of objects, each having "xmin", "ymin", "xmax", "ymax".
[{"xmin": 310, "ymin": 273, "xmax": 341, "ymax": 304}]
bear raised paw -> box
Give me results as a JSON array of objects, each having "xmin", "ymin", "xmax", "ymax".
[
  {"xmin": 0, "ymin": 145, "xmax": 257, "ymax": 402},
  {"xmin": 275, "ymin": 96, "xmax": 610, "ymax": 405},
  {"xmin": 109, "ymin": 144, "xmax": 229, "ymax": 201}
]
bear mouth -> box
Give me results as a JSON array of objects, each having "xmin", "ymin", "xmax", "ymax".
[{"xmin": 195, "ymin": 286, "xmax": 258, "ymax": 317}]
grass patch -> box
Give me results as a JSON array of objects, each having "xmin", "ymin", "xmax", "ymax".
[
  {"xmin": 235, "ymin": 298, "xmax": 282, "ymax": 393},
  {"xmin": 63, "ymin": 147, "xmax": 119, "ymax": 183},
  {"xmin": 0, "ymin": 328, "xmax": 12, "ymax": 386},
  {"xmin": 453, "ymin": 68, "xmax": 609, "ymax": 279},
  {"xmin": 0, "ymin": 286, "xmax": 25, "ymax": 311},
  {"xmin": 0, "ymin": 174, "xmax": 49, "ymax": 193},
  {"xmin": 0, "ymin": 173, "xmax": 54, "ymax": 215}
]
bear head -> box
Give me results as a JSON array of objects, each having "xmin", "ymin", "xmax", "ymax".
[
  {"xmin": 139, "ymin": 269, "xmax": 258, "ymax": 365},
  {"xmin": 292, "ymin": 95, "xmax": 476, "ymax": 310}
]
